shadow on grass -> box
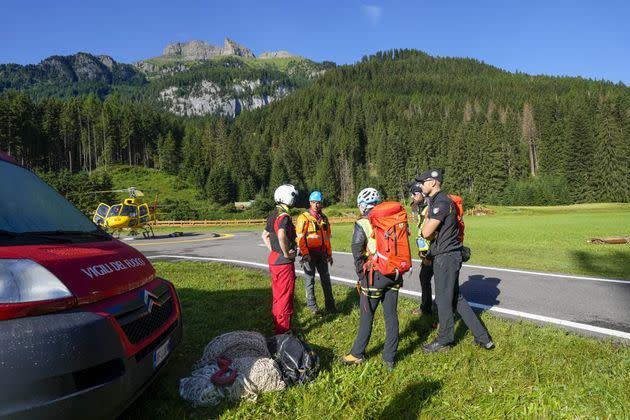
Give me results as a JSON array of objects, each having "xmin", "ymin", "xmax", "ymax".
[
  {"xmin": 395, "ymin": 312, "xmax": 436, "ymax": 359},
  {"xmin": 299, "ymin": 288, "xmax": 358, "ymax": 370},
  {"xmin": 378, "ymin": 380, "xmax": 442, "ymax": 419},
  {"xmin": 121, "ymin": 285, "xmax": 332, "ymax": 419},
  {"xmin": 300, "ymin": 288, "xmax": 358, "ymax": 334},
  {"xmin": 572, "ymin": 250, "xmax": 630, "ymax": 280}
]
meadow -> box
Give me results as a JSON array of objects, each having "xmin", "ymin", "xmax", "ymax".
[{"xmin": 122, "ymin": 261, "xmax": 630, "ymax": 419}]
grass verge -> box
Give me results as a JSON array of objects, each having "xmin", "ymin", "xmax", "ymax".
[{"xmin": 121, "ymin": 262, "xmax": 629, "ymax": 419}]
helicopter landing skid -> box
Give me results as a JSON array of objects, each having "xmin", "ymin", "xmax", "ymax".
[{"xmin": 141, "ymin": 224, "xmax": 155, "ymax": 239}]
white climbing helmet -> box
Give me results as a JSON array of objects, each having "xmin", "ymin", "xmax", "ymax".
[
  {"xmin": 356, "ymin": 187, "xmax": 381, "ymax": 209},
  {"xmin": 274, "ymin": 184, "xmax": 298, "ymax": 207}
]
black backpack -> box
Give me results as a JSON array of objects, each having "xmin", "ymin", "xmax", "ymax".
[{"xmin": 268, "ymin": 332, "xmax": 319, "ymax": 385}]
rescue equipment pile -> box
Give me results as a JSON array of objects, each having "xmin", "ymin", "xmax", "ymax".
[{"xmin": 179, "ymin": 330, "xmax": 318, "ymax": 406}]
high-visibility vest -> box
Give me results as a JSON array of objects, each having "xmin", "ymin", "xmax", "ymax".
[
  {"xmin": 295, "ymin": 211, "xmax": 332, "ymax": 256},
  {"xmin": 356, "ymin": 217, "xmax": 376, "ymax": 256}
]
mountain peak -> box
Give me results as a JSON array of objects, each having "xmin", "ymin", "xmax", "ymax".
[{"xmin": 161, "ymin": 38, "xmax": 255, "ymax": 61}]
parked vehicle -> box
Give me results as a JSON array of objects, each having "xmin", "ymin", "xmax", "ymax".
[{"xmin": 0, "ymin": 152, "xmax": 183, "ymax": 419}]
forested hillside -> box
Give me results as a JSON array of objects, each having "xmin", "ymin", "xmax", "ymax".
[{"xmin": 1, "ymin": 50, "xmax": 628, "ymax": 206}]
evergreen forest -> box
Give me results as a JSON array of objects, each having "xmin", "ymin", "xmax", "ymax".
[{"xmin": 1, "ymin": 50, "xmax": 628, "ymax": 208}]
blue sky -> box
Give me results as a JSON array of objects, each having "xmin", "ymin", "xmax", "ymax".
[{"xmin": 2, "ymin": 0, "xmax": 628, "ymax": 84}]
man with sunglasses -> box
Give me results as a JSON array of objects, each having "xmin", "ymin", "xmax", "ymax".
[
  {"xmin": 417, "ymin": 169, "xmax": 494, "ymax": 352},
  {"xmin": 410, "ymin": 181, "xmax": 435, "ymax": 316}
]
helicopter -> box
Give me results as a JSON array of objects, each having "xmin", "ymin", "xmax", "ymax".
[{"xmin": 92, "ymin": 187, "xmax": 157, "ymax": 238}]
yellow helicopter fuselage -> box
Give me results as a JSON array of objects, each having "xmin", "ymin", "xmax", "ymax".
[{"xmin": 93, "ymin": 198, "xmax": 154, "ymax": 234}]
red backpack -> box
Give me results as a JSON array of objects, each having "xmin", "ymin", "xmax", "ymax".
[
  {"xmin": 366, "ymin": 201, "xmax": 412, "ymax": 283},
  {"xmin": 448, "ymin": 194, "xmax": 465, "ymax": 243}
]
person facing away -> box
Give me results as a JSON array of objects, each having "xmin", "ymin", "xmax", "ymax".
[
  {"xmin": 261, "ymin": 184, "xmax": 298, "ymax": 334},
  {"xmin": 417, "ymin": 169, "xmax": 495, "ymax": 352},
  {"xmin": 340, "ymin": 187, "xmax": 401, "ymax": 371},
  {"xmin": 295, "ymin": 190, "xmax": 336, "ymax": 314}
]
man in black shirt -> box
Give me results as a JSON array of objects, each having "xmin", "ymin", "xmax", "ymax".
[{"xmin": 417, "ymin": 169, "xmax": 494, "ymax": 352}]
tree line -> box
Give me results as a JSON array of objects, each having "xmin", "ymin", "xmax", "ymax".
[{"xmin": 1, "ymin": 49, "xmax": 628, "ymax": 207}]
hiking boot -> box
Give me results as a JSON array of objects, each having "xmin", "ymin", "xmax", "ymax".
[
  {"xmin": 473, "ymin": 339, "xmax": 495, "ymax": 350},
  {"xmin": 340, "ymin": 354, "xmax": 364, "ymax": 365},
  {"xmin": 422, "ymin": 340, "xmax": 452, "ymax": 353}
]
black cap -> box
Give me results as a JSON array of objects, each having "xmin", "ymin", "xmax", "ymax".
[
  {"xmin": 416, "ymin": 169, "xmax": 444, "ymax": 183},
  {"xmin": 410, "ymin": 182, "xmax": 423, "ymax": 194}
]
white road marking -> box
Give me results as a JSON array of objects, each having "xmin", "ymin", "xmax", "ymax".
[
  {"xmin": 148, "ymin": 254, "xmax": 630, "ymax": 340},
  {"xmin": 332, "ymin": 251, "xmax": 629, "ymax": 284}
]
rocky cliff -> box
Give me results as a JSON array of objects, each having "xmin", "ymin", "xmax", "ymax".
[
  {"xmin": 0, "ymin": 52, "xmax": 143, "ymax": 89},
  {"xmin": 0, "ymin": 53, "xmax": 145, "ymax": 94},
  {"xmin": 161, "ymin": 37, "xmax": 255, "ymax": 61},
  {"xmin": 259, "ymin": 51, "xmax": 296, "ymax": 59},
  {"xmin": 158, "ymin": 79, "xmax": 290, "ymax": 117}
]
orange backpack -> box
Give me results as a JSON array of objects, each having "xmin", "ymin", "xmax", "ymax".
[
  {"xmin": 448, "ymin": 194, "xmax": 465, "ymax": 243},
  {"xmin": 366, "ymin": 201, "xmax": 412, "ymax": 283}
]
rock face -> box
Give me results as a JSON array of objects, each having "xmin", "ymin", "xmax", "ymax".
[
  {"xmin": 159, "ymin": 79, "xmax": 290, "ymax": 117},
  {"xmin": 259, "ymin": 51, "xmax": 296, "ymax": 59},
  {"xmin": 222, "ymin": 38, "xmax": 255, "ymax": 58},
  {"xmin": 161, "ymin": 38, "xmax": 254, "ymax": 61},
  {"xmin": 0, "ymin": 53, "xmax": 144, "ymax": 91}
]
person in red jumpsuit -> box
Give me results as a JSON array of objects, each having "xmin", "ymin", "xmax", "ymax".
[{"xmin": 261, "ymin": 184, "xmax": 299, "ymax": 334}]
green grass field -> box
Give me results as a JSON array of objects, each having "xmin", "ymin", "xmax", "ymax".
[
  {"xmin": 122, "ymin": 262, "xmax": 630, "ymax": 419},
  {"xmin": 152, "ymin": 203, "xmax": 630, "ymax": 279},
  {"xmin": 329, "ymin": 203, "xmax": 630, "ymax": 279}
]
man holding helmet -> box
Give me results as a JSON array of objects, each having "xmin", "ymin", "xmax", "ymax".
[
  {"xmin": 296, "ymin": 191, "xmax": 336, "ymax": 314},
  {"xmin": 262, "ymin": 184, "xmax": 299, "ymax": 334}
]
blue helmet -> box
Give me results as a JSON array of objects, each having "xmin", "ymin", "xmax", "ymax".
[{"xmin": 309, "ymin": 191, "xmax": 323, "ymax": 202}]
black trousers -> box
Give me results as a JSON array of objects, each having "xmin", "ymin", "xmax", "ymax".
[
  {"xmin": 433, "ymin": 251, "xmax": 490, "ymax": 345},
  {"xmin": 419, "ymin": 261, "xmax": 434, "ymax": 312},
  {"xmin": 303, "ymin": 257, "xmax": 335, "ymax": 310},
  {"xmin": 350, "ymin": 272, "xmax": 400, "ymax": 363}
]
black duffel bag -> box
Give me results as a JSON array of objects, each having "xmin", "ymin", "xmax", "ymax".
[{"xmin": 268, "ymin": 332, "xmax": 319, "ymax": 385}]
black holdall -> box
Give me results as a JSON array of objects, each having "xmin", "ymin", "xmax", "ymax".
[
  {"xmin": 268, "ymin": 332, "xmax": 319, "ymax": 385},
  {"xmin": 461, "ymin": 246, "xmax": 471, "ymax": 262}
]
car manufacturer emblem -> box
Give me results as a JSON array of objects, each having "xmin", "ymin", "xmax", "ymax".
[{"xmin": 143, "ymin": 290, "xmax": 162, "ymax": 313}]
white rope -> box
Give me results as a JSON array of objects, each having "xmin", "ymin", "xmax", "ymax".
[{"xmin": 180, "ymin": 331, "xmax": 286, "ymax": 407}]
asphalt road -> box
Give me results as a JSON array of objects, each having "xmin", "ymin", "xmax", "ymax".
[{"xmin": 128, "ymin": 231, "xmax": 630, "ymax": 341}]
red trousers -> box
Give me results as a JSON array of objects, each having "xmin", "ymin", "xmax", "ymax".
[{"xmin": 269, "ymin": 263, "xmax": 296, "ymax": 334}]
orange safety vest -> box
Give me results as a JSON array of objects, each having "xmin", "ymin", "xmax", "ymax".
[{"xmin": 295, "ymin": 211, "xmax": 332, "ymax": 257}]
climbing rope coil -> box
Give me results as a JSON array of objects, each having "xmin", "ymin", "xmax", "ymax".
[{"xmin": 179, "ymin": 331, "xmax": 286, "ymax": 407}]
